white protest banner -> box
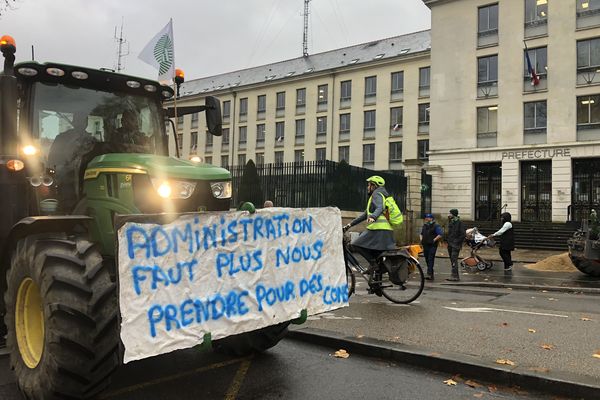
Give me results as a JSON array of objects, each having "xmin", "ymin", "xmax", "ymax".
[{"xmin": 117, "ymin": 207, "xmax": 348, "ymax": 363}]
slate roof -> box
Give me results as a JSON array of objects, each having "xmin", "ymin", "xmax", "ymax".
[{"xmin": 179, "ymin": 29, "xmax": 431, "ymax": 98}]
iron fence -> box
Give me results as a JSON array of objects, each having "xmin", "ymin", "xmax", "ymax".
[{"xmin": 227, "ymin": 161, "xmax": 407, "ymax": 212}]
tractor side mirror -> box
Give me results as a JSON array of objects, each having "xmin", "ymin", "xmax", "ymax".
[{"xmin": 205, "ymin": 96, "xmax": 222, "ymax": 137}]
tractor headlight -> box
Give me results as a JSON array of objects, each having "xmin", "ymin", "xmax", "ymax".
[
  {"xmin": 151, "ymin": 178, "xmax": 196, "ymax": 199},
  {"xmin": 210, "ymin": 181, "xmax": 232, "ymax": 199}
]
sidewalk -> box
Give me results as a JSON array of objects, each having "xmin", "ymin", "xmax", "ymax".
[{"xmin": 435, "ymin": 245, "xmax": 562, "ymax": 264}]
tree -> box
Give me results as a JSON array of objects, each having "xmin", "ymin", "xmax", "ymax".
[{"xmin": 238, "ymin": 159, "xmax": 264, "ymax": 207}]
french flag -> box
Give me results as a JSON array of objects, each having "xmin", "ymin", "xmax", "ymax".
[{"xmin": 524, "ymin": 43, "xmax": 540, "ymax": 86}]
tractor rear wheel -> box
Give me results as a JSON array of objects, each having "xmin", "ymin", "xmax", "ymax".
[
  {"xmin": 569, "ymin": 255, "xmax": 600, "ymax": 277},
  {"xmin": 212, "ymin": 322, "xmax": 290, "ymax": 357},
  {"xmin": 4, "ymin": 235, "xmax": 119, "ymax": 399}
]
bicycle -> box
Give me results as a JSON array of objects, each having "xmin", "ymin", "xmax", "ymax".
[{"xmin": 343, "ymin": 232, "xmax": 425, "ymax": 304}]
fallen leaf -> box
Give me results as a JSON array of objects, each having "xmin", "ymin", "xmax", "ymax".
[
  {"xmin": 334, "ymin": 349, "xmax": 350, "ymax": 359},
  {"xmin": 593, "ymin": 351, "xmax": 600, "ymax": 359},
  {"xmin": 443, "ymin": 379, "xmax": 457, "ymax": 386},
  {"xmin": 581, "ymin": 317, "xmax": 592, "ymax": 321},
  {"xmin": 548, "ymin": 298, "xmax": 557, "ymax": 301},
  {"xmin": 488, "ymin": 385, "xmax": 497, "ymax": 393},
  {"xmin": 451, "ymin": 374, "xmax": 463, "ymax": 382},
  {"xmin": 507, "ymin": 287, "xmax": 513, "ymax": 290},
  {"xmin": 541, "ymin": 344, "xmax": 554, "ymax": 350},
  {"xmin": 496, "ymin": 359, "xmax": 516, "ymax": 366},
  {"xmin": 501, "ymin": 322, "xmax": 508, "ymax": 326},
  {"xmin": 528, "ymin": 329, "xmax": 536, "ymax": 333},
  {"xmin": 473, "ymin": 394, "xmax": 484, "ymax": 398},
  {"xmin": 465, "ymin": 380, "xmax": 482, "ymax": 388},
  {"xmin": 356, "ymin": 334, "xmax": 365, "ymax": 339},
  {"xmin": 542, "ymin": 290, "xmax": 548, "ymax": 293}
]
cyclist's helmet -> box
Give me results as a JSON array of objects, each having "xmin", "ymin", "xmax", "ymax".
[{"xmin": 366, "ymin": 175, "xmax": 385, "ymax": 187}]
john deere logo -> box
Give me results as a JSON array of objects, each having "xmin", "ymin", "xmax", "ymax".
[{"xmin": 154, "ymin": 34, "xmax": 174, "ymax": 76}]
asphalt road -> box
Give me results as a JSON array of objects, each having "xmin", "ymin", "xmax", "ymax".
[
  {"xmin": 0, "ymin": 339, "xmax": 554, "ymax": 400},
  {"xmin": 305, "ymin": 258, "xmax": 600, "ymax": 382}
]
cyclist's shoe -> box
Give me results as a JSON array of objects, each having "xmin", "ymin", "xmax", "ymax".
[{"xmin": 425, "ymin": 273, "xmax": 434, "ymax": 281}]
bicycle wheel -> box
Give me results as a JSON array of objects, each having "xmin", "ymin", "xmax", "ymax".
[
  {"xmin": 346, "ymin": 263, "xmax": 356, "ymax": 298},
  {"xmin": 381, "ymin": 259, "xmax": 425, "ymax": 304}
]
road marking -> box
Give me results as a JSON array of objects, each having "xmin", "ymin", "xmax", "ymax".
[
  {"xmin": 443, "ymin": 306, "xmax": 569, "ymax": 318},
  {"xmin": 99, "ymin": 357, "xmax": 249, "ymax": 398},
  {"xmin": 224, "ymin": 358, "xmax": 252, "ymax": 400}
]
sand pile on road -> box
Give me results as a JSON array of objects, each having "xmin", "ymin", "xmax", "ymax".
[{"xmin": 524, "ymin": 253, "xmax": 577, "ymax": 272}]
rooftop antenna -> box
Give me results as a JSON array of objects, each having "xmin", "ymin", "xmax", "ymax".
[
  {"xmin": 302, "ymin": 0, "xmax": 311, "ymax": 57},
  {"xmin": 114, "ymin": 17, "xmax": 129, "ymax": 72}
]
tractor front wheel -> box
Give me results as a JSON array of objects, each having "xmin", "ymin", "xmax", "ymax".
[
  {"xmin": 569, "ymin": 255, "xmax": 600, "ymax": 277},
  {"xmin": 4, "ymin": 235, "xmax": 119, "ymax": 399}
]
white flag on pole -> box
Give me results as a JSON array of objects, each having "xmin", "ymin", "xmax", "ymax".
[{"xmin": 138, "ymin": 19, "xmax": 175, "ymax": 83}]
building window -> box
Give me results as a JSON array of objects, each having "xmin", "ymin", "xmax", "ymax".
[
  {"xmin": 418, "ymin": 139, "xmax": 429, "ymax": 161},
  {"xmin": 222, "ymin": 128, "xmax": 230, "ymax": 145},
  {"xmin": 316, "ymin": 148, "xmax": 326, "ymax": 161},
  {"xmin": 239, "ymin": 98, "xmax": 248, "ymax": 122},
  {"xmin": 256, "ymin": 153, "xmax": 264, "ymax": 166},
  {"xmin": 477, "ymin": 55, "xmax": 498, "ymax": 98},
  {"xmin": 239, "ymin": 126, "xmax": 247, "ymax": 150},
  {"xmin": 295, "ymin": 119, "xmax": 305, "ymax": 145},
  {"xmin": 191, "ymin": 112, "xmax": 199, "ymax": 129},
  {"xmin": 577, "ymin": 38, "xmax": 600, "ymax": 85},
  {"xmin": 205, "ymin": 156, "xmax": 212, "ymax": 165},
  {"xmin": 363, "ymin": 110, "xmax": 376, "ymax": 139},
  {"xmin": 478, "ymin": 3, "xmax": 499, "ymax": 47},
  {"xmin": 524, "ymin": 0, "xmax": 548, "ymax": 37},
  {"xmin": 418, "ymin": 103, "xmax": 430, "ymax": 133},
  {"xmin": 257, "ymin": 94, "xmax": 266, "ymax": 119},
  {"xmin": 339, "ymin": 113, "xmax": 351, "ymax": 141},
  {"xmin": 294, "ymin": 150, "xmax": 304, "ymax": 163},
  {"xmin": 256, "ymin": 124, "xmax": 265, "ymax": 148},
  {"xmin": 276, "ymin": 91, "xmax": 285, "ymax": 117},
  {"xmin": 275, "ymin": 121, "xmax": 285, "ymax": 147},
  {"xmin": 221, "ymin": 155, "xmax": 229, "ymax": 167},
  {"xmin": 205, "ymin": 131, "xmax": 213, "ymax": 152},
  {"xmin": 577, "ymin": 0, "xmax": 600, "ymax": 29},
  {"xmin": 477, "ymin": 106, "xmax": 498, "ymax": 148},
  {"xmin": 390, "ymin": 107, "xmax": 403, "ymax": 136},
  {"xmin": 524, "ymin": 46, "xmax": 547, "ymax": 91},
  {"xmin": 364, "ymin": 76, "xmax": 377, "ymax": 104},
  {"xmin": 177, "ymin": 133, "xmax": 183, "ymax": 151},
  {"xmin": 274, "ymin": 151, "xmax": 284, "ymax": 165},
  {"xmin": 238, "ymin": 154, "xmax": 246, "ymax": 166},
  {"xmin": 340, "ymin": 80, "xmax": 352, "ymax": 108},
  {"xmin": 524, "ymin": 100, "xmax": 547, "ymax": 144},
  {"xmin": 577, "ymin": 95, "xmax": 600, "ymax": 141},
  {"xmin": 296, "ymin": 88, "xmax": 306, "ymax": 114},
  {"xmin": 419, "ymin": 67, "xmax": 430, "ymax": 97},
  {"xmin": 316, "ymin": 116, "xmax": 327, "ymax": 144},
  {"xmin": 389, "ymin": 142, "xmax": 402, "ymax": 169},
  {"xmin": 391, "ymin": 71, "xmax": 404, "ymax": 102},
  {"xmin": 190, "ymin": 131, "xmax": 198, "ymax": 152},
  {"xmin": 317, "ymin": 84, "xmax": 328, "ymax": 112},
  {"xmin": 363, "ymin": 144, "xmax": 375, "ymax": 167},
  {"xmin": 177, "ymin": 116, "xmax": 184, "ymax": 130},
  {"xmin": 339, "ymin": 146, "xmax": 350, "ymax": 162},
  {"xmin": 222, "ymin": 101, "xmax": 231, "ymax": 120}
]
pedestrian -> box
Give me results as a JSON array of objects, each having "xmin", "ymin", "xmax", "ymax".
[
  {"xmin": 343, "ymin": 175, "xmax": 396, "ymax": 273},
  {"xmin": 487, "ymin": 212, "xmax": 515, "ymax": 271},
  {"xmin": 445, "ymin": 208, "xmax": 466, "ymax": 281},
  {"xmin": 420, "ymin": 213, "xmax": 443, "ymax": 280},
  {"xmin": 263, "ymin": 200, "xmax": 274, "ymax": 208}
]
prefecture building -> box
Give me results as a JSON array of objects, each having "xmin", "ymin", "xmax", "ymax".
[
  {"xmin": 424, "ymin": 0, "xmax": 600, "ymax": 223},
  {"xmin": 175, "ymin": 0, "xmax": 600, "ymax": 223}
]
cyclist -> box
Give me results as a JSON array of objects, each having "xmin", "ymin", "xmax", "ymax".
[{"xmin": 343, "ymin": 175, "xmax": 396, "ymax": 273}]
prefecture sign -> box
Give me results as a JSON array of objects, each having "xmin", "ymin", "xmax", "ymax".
[
  {"xmin": 501, "ymin": 148, "xmax": 571, "ymax": 160},
  {"xmin": 117, "ymin": 207, "xmax": 348, "ymax": 363}
]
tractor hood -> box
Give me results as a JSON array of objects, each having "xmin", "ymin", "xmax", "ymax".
[{"xmin": 85, "ymin": 154, "xmax": 231, "ymax": 181}]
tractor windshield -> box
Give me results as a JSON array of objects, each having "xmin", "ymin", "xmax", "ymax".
[{"xmin": 29, "ymin": 82, "xmax": 166, "ymax": 161}]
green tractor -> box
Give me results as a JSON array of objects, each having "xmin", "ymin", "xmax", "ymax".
[
  {"xmin": 568, "ymin": 209, "xmax": 600, "ymax": 277},
  {"xmin": 0, "ymin": 36, "xmax": 290, "ymax": 399}
]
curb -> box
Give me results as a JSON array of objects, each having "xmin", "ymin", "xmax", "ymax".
[
  {"xmin": 440, "ymin": 281, "xmax": 600, "ymax": 295},
  {"xmin": 287, "ymin": 327, "xmax": 600, "ymax": 400}
]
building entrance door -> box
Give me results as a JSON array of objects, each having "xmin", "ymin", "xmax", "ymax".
[
  {"xmin": 474, "ymin": 163, "xmax": 502, "ymax": 221},
  {"xmin": 572, "ymin": 158, "xmax": 600, "ymax": 221},
  {"xmin": 521, "ymin": 160, "xmax": 552, "ymax": 222}
]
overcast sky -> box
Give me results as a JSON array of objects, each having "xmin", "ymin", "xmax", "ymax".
[{"xmin": 2, "ymin": 0, "xmax": 430, "ymax": 81}]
